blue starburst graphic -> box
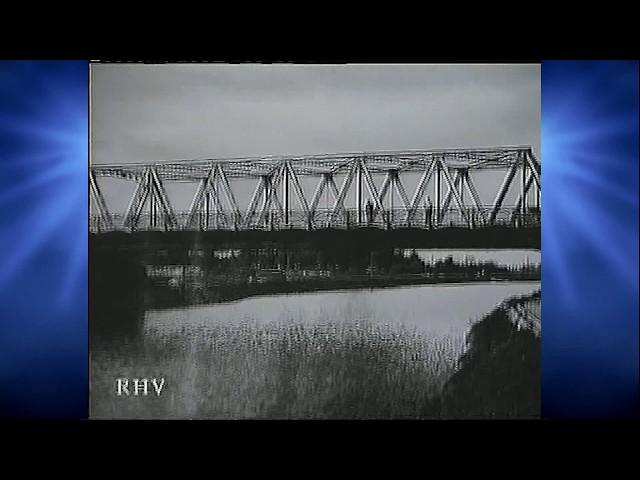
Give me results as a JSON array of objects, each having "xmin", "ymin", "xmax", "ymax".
[
  {"xmin": 542, "ymin": 61, "xmax": 639, "ymax": 418},
  {"xmin": 0, "ymin": 61, "xmax": 88, "ymax": 418}
]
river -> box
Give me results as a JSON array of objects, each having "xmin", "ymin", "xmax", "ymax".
[{"xmin": 90, "ymin": 249, "xmax": 541, "ymax": 419}]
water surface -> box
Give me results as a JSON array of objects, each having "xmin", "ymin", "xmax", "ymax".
[
  {"xmin": 91, "ymin": 247, "xmax": 541, "ymax": 419},
  {"xmin": 145, "ymin": 281, "xmax": 540, "ymax": 362},
  {"xmin": 405, "ymin": 249, "xmax": 540, "ymax": 267}
]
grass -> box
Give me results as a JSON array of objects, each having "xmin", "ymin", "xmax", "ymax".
[{"xmin": 91, "ymin": 320, "xmax": 461, "ymax": 419}]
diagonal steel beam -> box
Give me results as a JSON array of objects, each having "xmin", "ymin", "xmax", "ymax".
[
  {"xmin": 525, "ymin": 149, "xmax": 541, "ymax": 192},
  {"xmin": 89, "ymin": 170, "xmax": 113, "ymax": 230},
  {"xmin": 326, "ymin": 175, "xmax": 341, "ymax": 204},
  {"xmin": 514, "ymin": 172, "xmax": 535, "ymax": 212},
  {"xmin": 272, "ymin": 164, "xmax": 287, "ymax": 217},
  {"xmin": 394, "ymin": 173, "xmax": 411, "ymax": 211},
  {"xmin": 281, "ymin": 161, "xmax": 289, "ymax": 225},
  {"xmin": 438, "ymin": 170, "xmax": 462, "ymax": 222},
  {"xmin": 287, "ymin": 162, "xmax": 310, "ymax": 219},
  {"xmin": 372, "ymin": 172, "xmax": 392, "ymax": 218},
  {"xmin": 309, "ymin": 174, "xmax": 329, "ymax": 214},
  {"xmin": 256, "ymin": 168, "xmax": 284, "ymax": 226},
  {"xmin": 187, "ymin": 166, "xmax": 215, "ymax": 229},
  {"xmin": 329, "ymin": 162, "xmax": 356, "ymax": 222},
  {"xmin": 321, "ymin": 175, "xmax": 341, "ymax": 226},
  {"xmin": 355, "ymin": 159, "xmax": 363, "ymax": 225},
  {"xmin": 463, "ymin": 170, "xmax": 487, "ymax": 224},
  {"xmin": 149, "ymin": 167, "xmax": 177, "ymax": 230},
  {"xmin": 408, "ymin": 160, "xmax": 436, "ymax": 221},
  {"xmin": 188, "ymin": 165, "xmax": 230, "ymax": 230},
  {"xmin": 244, "ymin": 177, "xmax": 265, "ymax": 227},
  {"xmin": 489, "ymin": 161, "xmax": 520, "ymax": 225},
  {"xmin": 361, "ymin": 160, "xmax": 385, "ymax": 219},
  {"xmin": 208, "ymin": 175, "xmax": 230, "ymax": 229},
  {"xmin": 123, "ymin": 168, "xmax": 152, "ymax": 231},
  {"xmin": 439, "ymin": 162, "xmax": 467, "ymax": 224},
  {"xmin": 216, "ymin": 164, "xmax": 241, "ymax": 228},
  {"xmin": 256, "ymin": 176, "xmax": 273, "ymax": 227},
  {"xmin": 525, "ymin": 150, "xmax": 542, "ymax": 210},
  {"xmin": 270, "ymin": 187, "xmax": 284, "ymax": 216}
]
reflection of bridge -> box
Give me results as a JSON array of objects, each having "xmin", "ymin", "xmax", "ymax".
[{"xmin": 90, "ymin": 146, "xmax": 541, "ymax": 233}]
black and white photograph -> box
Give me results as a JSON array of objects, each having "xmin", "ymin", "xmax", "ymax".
[{"xmin": 89, "ymin": 63, "xmax": 541, "ymax": 419}]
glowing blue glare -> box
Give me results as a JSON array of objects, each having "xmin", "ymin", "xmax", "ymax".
[
  {"xmin": 542, "ymin": 60, "xmax": 639, "ymax": 418},
  {"xmin": 0, "ymin": 60, "xmax": 88, "ymax": 418},
  {"xmin": 543, "ymin": 79, "xmax": 638, "ymax": 293}
]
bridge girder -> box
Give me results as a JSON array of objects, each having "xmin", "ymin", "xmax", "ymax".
[{"xmin": 89, "ymin": 146, "xmax": 541, "ymax": 232}]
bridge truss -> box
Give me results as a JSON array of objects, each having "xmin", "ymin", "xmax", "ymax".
[{"xmin": 89, "ymin": 146, "xmax": 541, "ymax": 233}]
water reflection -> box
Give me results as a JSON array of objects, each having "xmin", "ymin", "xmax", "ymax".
[
  {"xmin": 144, "ymin": 282, "xmax": 540, "ymax": 360},
  {"xmin": 406, "ymin": 249, "xmax": 541, "ymax": 267}
]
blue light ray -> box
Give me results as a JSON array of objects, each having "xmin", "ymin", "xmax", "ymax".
[
  {"xmin": 555, "ymin": 190, "xmax": 637, "ymax": 287},
  {"xmin": 557, "ymin": 160, "xmax": 638, "ymax": 208},
  {"xmin": 542, "ymin": 60, "xmax": 639, "ymax": 418},
  {"xmin": 0, "ymin": 157, "xmax": 77, "ymax": 207},
  {"xmin": 0, "ymin": 150, "xmax": 77, "ymax": 170},
  {"xmin": 58, "ymin": 209, "xmax": 88, "ymax": 307},
  {"xmin": 0, "ymin": 116, "xmax": 86, "ymax": 146},
  {"xmin": 1, "ymin": 61, "xmax": 89, "ymax": 419},
  {"xmin": 1, "ymin": 61, "xmax": 88, "ymax": 310},
  {"xmin": 542, "ymin": 203, "xmax": 578, "ymax": 305},
  {"xmin": 0, "ymin": 186, "xmax": 81, "ymax": 285}
]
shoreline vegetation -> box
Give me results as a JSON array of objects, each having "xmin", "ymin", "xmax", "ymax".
[
  {"xmin": 91, "ymin": 238, "xmax": 539, "ymax": 311},
  {"xmin": 91, "ymin": 225, "xmax": 541, "ymax": 251}
]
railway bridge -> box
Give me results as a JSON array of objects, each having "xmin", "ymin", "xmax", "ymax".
[{"xmin": 89, "ymin": 146, "xmax": 541, "ymax": 233}]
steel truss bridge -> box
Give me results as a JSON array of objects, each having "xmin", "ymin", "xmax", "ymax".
[{"xmin": 89, "ymin": 146, "xmax": 541, "ymax": 233}]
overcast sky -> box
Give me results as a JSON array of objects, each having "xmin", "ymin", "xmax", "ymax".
[{"xmin": 90, "ymin": 64, "xmax": 540, "ymax": 212}]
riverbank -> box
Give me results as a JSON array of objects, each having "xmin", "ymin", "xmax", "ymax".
[
  {"xmin": 91, "ymin": 241, "xmax": 540, "ymax": 311},
  {"xmin": 143, "ymin": 275, "xmax": 540, "ymax": 310},
  {"xmin": 433, "ymin": 290, "xmax": 541, "ymax": 418}
]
